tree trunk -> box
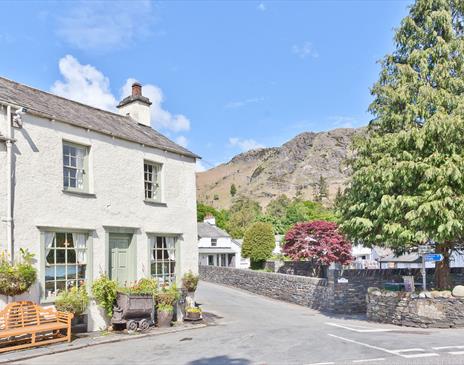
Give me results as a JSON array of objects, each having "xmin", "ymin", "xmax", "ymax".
[{"xmin": 434, "ymin": 243, "xmax": 452, "ymax": 290}]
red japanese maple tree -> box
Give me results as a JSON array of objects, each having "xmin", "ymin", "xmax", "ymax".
[{"xmin": 283, "ymin": 221, "xmax": 353, "ymax": 267}]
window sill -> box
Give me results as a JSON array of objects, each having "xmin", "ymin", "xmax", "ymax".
[
  {"xmin": 144, "ymin": 199, "xmax": 167, "ymax": 207},
  {"xmin": 62, "ymin": 189, "xmax": 96, "ymax": 198}
]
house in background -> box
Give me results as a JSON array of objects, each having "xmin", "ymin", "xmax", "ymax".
[
  {"xmin": 0, "ymin": 77, "xmax": 199, "ymax": 330},
  {"xmin": 198, "ymin": 216, "xmax": 249, "ymax": 268}
]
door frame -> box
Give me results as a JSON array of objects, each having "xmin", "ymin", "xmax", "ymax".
[{"xmin": 104, "ymin": 226, "xmax": 138, "ymax": 283}]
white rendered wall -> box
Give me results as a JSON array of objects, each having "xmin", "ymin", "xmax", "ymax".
[{"xmin": 0, "ymin": 108, "xmax": 198, "ymax": 330}]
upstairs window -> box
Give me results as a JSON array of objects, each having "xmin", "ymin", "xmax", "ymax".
[
  {"xmin": 63, "ymin": 142, "xmax": 88, "ymax": 191},
  {"xmin": 211, "ymin": 238, "xmax": 217, "ymax": 247},
  {"xmin": 144, "ymin": 161, "xmax": 162, "ymax": 202}
]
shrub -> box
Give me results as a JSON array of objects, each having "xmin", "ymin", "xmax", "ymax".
[
  {"xmin": 92, "ymin": 275, "xmax": 117, "ymax": 317},
  {"xmin": 155, "ymin": 284, "xmax": 180, "ymax": 307},
  {"xmin": 241, "ymin": 222, "xmax": 275, "ymax": 270},
  {"xmin": 118, "ymin": 278, "xmax": 158, "ymax": 297},
  {"xmin": 55, "ymin": 285, "xmax": 89, "ymax": 316},
  {"xmin": 157, "ymin": 303, "xmax": 174, "ymax": 313},
  {"xmin": 0, "ymin": 249, "xmax": 37, "ymax": 297},
  {"xmin": 182, "ymin": 271, "xmax": 199, "ymax": 292}
]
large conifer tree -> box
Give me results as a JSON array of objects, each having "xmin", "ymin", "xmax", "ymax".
[{"xmin": 339, "ymin": 0, "xmax": 464, "ymax": 289}]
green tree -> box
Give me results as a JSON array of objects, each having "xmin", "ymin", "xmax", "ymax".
[
  {"xmin": 226, "ymin": 196, "xmax": 262, "ymax": 238},
  {"xmin": 230, "ymin": 184, "xmax": 237, "ymax": 197},
  {"xmin": 266, "ymin": 194, "xmax": 291, "ymax": 219},
  {"xmin": 338, "ymin": 0, "xmax": 464, "ymax": 289},
  {"xmin": 314, "ymin": 175, "xmax": 329, "ymax": 203},
  {"xmin": 242, "ymin": 222, "xmax": 275, "ymax": 270},
  {"xmin": 196, "ymin": 203, "xmax": 229, "ymax": 230}
]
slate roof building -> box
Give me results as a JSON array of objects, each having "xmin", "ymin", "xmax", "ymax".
[
  {"xmin": 0, "ymin": 77, "xmax": 199, "ymax": 330},
  {"xmin": 198, "ymin": 215, "xmax": 249, "ymax": 269}
]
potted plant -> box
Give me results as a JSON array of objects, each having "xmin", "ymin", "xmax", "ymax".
[
  {"xmin": 155, "ymin": 284, "xmax": 180, "ymax": 328},
  {"xmin": 55, "ymin": 285, "xmax": 89, "ymax": 333},
  {"xmin": 92, "ymin": 275, "xmax": 118, "ymax": 322},
  {"xmin": 182, "ymin": 271, "xmax": 199, "ymax": 300},
  {"xmin": 185, "ymin": 306, "xmax": 202, "ymax": 321},
  {"xmin": 0, "ymin": 249, "xmax": 37, "ymax": 297}
]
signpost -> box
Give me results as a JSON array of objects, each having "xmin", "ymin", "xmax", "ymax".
[
  {"xmin": 425, "ymin": 254, "xmax": 444, "ymax": 262},
  {"xmin": 418, "ymin": 244, "xmax": 433, "ymax": 291}
]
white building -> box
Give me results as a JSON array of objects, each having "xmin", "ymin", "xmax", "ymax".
[
  {"xmin": 0, "ymin": 77, "xmax": 199, "ymax": 330},
  {"xmin": 198, "ymin": 216, "xmax": 249, "ymax": 269}
]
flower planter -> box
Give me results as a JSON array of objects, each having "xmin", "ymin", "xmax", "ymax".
[
  {"xmin": 111, "ymin": 292, "xmax": 154, "ymax": 331},
  {"xmin": 185, "ymin": 311, "xmax": 201, "ymax": 321},
  {"xmin": 157, "ymin": 310, "xmax": 173, "ymax": 328},
  {"xmin": 71, "ymin": 314, "xmax": 88, "ymax": 334}
]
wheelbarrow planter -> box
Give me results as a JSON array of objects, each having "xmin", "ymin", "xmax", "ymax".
[{"xmin": 111, "ymin": 292, "xmax": 154, "ymax": 331}]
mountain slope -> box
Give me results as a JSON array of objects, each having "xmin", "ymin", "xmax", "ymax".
[{"xmin": 196, "ymin": 127, "xmax": 364, "ymax": 209}]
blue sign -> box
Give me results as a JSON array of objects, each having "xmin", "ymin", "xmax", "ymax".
[{"xmin": 424, "ymin": 254, "xmax": 444, "ymax": 262}]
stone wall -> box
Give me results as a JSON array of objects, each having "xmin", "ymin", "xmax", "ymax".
[
  {"xmin": 200, "ymin": 265, "xmax": 464, "ymax": 315},
  {"xmin": 199, "ymin": 265, "xmax": 331, "ymax": 311},
  {"xmin": 367, "ymin": 289, "xmax": 464, "ymax": 328}
]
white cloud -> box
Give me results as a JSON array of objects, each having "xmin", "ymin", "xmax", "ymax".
[
  {"xmin": 292, "ymin": 42, "xmax": 319, "ymax": 59},
  {"xmin": 329, "ymin": 115, "xmax": 358, "ymax": 128},
  {"xmin": 57, "ymin": 0, "xmax": 155, "ymax": 51},
  {"xmin": 51, "ymin": 55, "xmax": 117, "ymax": 110},
  {"xmin": 229, "ymin": 137, "xmax": 265, "ymax": 152},
  {"xmin": 52, "ymin": 55, "xmax": 191, "ymax": 135},
  {"xmin": 196, "ymin": 160, "xmax": 207, "ymax": 172},
  {"xmin": 175, "ymin": 135, "xmax": 188, "ymax": 148},
  {"xmin": 121, "ymin": 78, "xmax": 190, "ymax": 132},
  {"xmin": 257, "ymin": 3, "xmax": 266, "ymax": 11},
  {"xmin": 225, "ymin": 97, "xmax": 264, "ymax": 109}
]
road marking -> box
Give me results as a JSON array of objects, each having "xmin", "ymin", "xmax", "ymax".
[
  {"xmin": 433, "ymin": 345, "xmax": 464, "ymax": 350},
  {"xmin": 326, "ymin": 322, "xmax": 396, "ymax": 333},
  {"xmin": 352, "ymin": 358, "xmax": 386, "ymax": 363},
  {"xmin": 327, "ymin": 334, "xmax": 438, "ymax": 358},
  {"xmin": 303, "ymin": 362, "xmax": 335, "ymax": 365},
  {"xmin": 391, "ymin": 348, "xmax": 425, "ymax": 353},
  {"xmin": 449, "ymin": 351, "xmax": 464, "ymax": 355}
]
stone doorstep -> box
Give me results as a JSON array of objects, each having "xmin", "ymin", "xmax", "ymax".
[{"xmin": 0, "ymin": 323, "xmax": 207, "ymax": 364}]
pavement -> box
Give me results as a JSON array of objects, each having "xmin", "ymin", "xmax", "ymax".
[{"xmin": 7, "ymin": 281, "xmax": 464, "ymax": 365}]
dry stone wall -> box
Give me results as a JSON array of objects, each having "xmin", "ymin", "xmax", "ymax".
[{"xmin": 367, "ymin": 289, "xmax": 464, "ymax": 328}]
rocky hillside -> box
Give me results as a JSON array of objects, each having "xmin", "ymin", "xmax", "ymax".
[{"xmin": 196, "ymin": 127, "xmax": 364, "ymax": 209}]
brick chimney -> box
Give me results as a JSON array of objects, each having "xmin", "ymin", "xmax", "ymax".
[{"xmin": 117, "ymin": 82, "xmax": 152, "ymax": 127}]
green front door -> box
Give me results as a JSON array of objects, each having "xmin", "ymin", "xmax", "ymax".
[{"xmin": 109, "ymin": 233, "xmax": 132, "ymax": 285}]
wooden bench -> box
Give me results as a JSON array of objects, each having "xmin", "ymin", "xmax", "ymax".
[{"xmin": 0, "ymin": 301, "xmax": 73, "ymax": 353}]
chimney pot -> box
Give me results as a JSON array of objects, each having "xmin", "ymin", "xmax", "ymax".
[{"xmin": 132, "ymin": 82, "xmax": 142, "ymax": 97}]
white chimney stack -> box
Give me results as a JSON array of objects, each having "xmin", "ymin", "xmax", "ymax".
[
  {"xmin": 117, "ymin": 82, "xmax": 152, "ymax": 127},
  {"xmin": 204, "ymin": 215, "xmax": 216, "ymax": 226}
]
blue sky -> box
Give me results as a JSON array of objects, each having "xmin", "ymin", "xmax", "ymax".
[{"xmin": 0, "ymin": 0, "xmax": 411, "ymax": 170}]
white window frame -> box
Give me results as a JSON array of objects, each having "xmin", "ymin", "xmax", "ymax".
[
  {"xmin": 41, "ymin": 230, "xmax": 91, "ymax": 302},
  {"xmin": 149, "ymin": 235, "xmax": 177, "ymax": 284},
  {"xmin": 144, "ymin": 161, "xmax": 163, "ymax": 202},
  {"xmin": 63, "ymin": 141, "xmax": 89, "ymax": 192}
]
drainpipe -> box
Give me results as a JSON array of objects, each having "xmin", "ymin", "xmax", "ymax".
[{"xmin": 5, "ymin": 105, "xmax": 14, "ymax": 263}]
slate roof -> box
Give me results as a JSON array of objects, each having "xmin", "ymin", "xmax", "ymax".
[
  {"xmin": 0, "ymin": 77, "xmax": 199, "ymax": 159},
  {"xmin": 197, "ymin": 222, "xmax": 230, "ymax": 239}
]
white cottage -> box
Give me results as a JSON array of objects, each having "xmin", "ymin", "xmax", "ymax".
[
  {"xmin": 0, "ymin": 77, "xmax": 199, "ymax": 330},
  {"xmin": 198, "ymin": 216, "xmax": 249, "ymax": 269}
]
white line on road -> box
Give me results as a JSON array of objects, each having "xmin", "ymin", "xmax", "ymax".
[
  {"xmin": 433, "ymin": 345, "xmax": 464, "ymax": 350},
  {"xmin": 391, "ymin": 348, "xmax": 425, "ymax": 353},
  {"xmin": 327, "ymin": 334, "xmax": 439, "ymax": 358},
  {"xmin": 449, "ymin": 351, "xmax": 464, "ymax": 355},
  {"xmin": 352, "ymin": 358, "xmax": 386, "ymax": 363},
  {"xmin": 303, "ymin": 362, "xmax": 335, "ymax": 365},
  {"xmin": 326, "ymin": 322, "xmax": 396, "ymax": 333}
]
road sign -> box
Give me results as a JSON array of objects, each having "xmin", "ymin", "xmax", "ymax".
[{"xmin": 424, "ymin": 254, "xmax": 444, "ymax": 262}]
